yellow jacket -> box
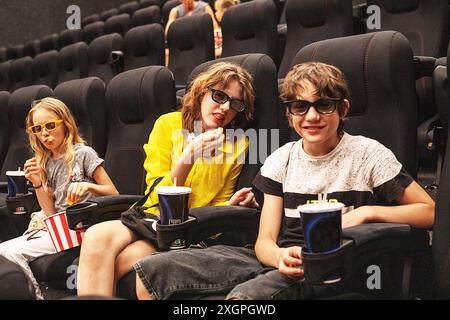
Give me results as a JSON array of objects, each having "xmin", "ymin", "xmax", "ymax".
[{"xmin": 143, "ymin": 112, "xmax": 248, "ymax": 215}]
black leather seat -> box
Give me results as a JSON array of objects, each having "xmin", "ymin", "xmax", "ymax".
[
  {"xmin": 57, "ymin": 42, "xmax": 89, "ymax": 84},
  {"xmin": 81, "ymin": 14, "xmax": 100, "ymax": 28},
  {"xmin": 88, "ymin": 33, "xmax": 124, "ymax": 85},
  {"xmin": 289, "ymin": 31, "xmax": 428, "ymax": 299},
  {"xmin": 100, "ymin": 8, "xmax": 119, "ymax": 22},
  {"xmin": 0, "ymin": 47, "xmax": 7, "ymax": 62},
  {"xmin": 0, "ymin": 60, "xmax": 11, "ymax": 92},
  {"xmin": 105, "ymin": 13, "xmax": 132, "ymax": 36},
  {"xmin": 0, "ymin": 85, "xmax": 53, "ymax": 241},
  {"xmin": 123, "ymin": 24, "xmax": 165, "ymax": 71},
  {"xmin": 9, "ymin": 57, "xmax": 34, "ymax": 92},
  {"xmin": 81, "ymin": 21, "xmax": 106, "ymax": 44},
  {"xmin": 221, "ymin": 0, "xmax": 278, "ymax": 64},
  {"xmin": 131, "ymin": 5, "xmax": 162, "ymax": 27},
  {"xmin": 113, "ymin": 53, "xmax": 280, "ymax": 298},
  {"xmin": 39, "ymin": 33, "xmax": 59, "ymax": 53},
  {"xmin": 278, "ymin": 0, "xmax": 353, "ymax": 79},
  {"xmin": 58, "ymin": 29, "xmax": 81, "ymax": 49},
  {"xmin": 167, "ymin": 13, "xmax": 214, "ymax": 89},
  {"xmin": 118, "ymin": 1, "xmax": 140, "ymax": 16},
  {"xmin": 29, "ymin": 77, "xmax": 107, "ymax": 291},
  {"xmin": 0, "ymin": 91, "xmax": 10, "ymax": 172},
  {"xmin": 32, "ymin": 50, "xmax": 58, "ymax": 88},
  {"xmin": 23, "ymin": 40, "xmax": 41, "ymax": 58}
]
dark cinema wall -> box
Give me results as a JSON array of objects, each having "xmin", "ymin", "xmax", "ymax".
[{"xmin": 0, "ymin": 0, "xmax": 130, "ymax": 46}]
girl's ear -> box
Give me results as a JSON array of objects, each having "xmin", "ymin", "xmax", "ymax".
[{"xmin": 341, "ymin": 99, "xmax": 350, "ymax": 118}]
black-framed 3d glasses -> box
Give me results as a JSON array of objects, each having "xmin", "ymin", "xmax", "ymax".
[
  {"xmin": 210, "ymin": 88, "xmax": 246, "ymax": 113},
  {"xmin": 282, "ymin": 98, "xmax": 343, "ymax": 116}
]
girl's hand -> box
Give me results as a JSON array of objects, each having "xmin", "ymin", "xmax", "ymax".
[
  {"xmin": 23, "ymin": 157, "xmax": 41, "ymax": 187},
  {"xmin": 229, "ymin": 187, "xmax": 259, "ymax": 208},
  {"xmin": 183, "ymin": 128, "xmax": 224, "ymax": 163},
  {"xmin": 66, "ymin": 182, "xmax": 90, "ymax": 205},
  {"xmin": 278, "ymin": 246, "xmax": 304, "ymax": 278}
]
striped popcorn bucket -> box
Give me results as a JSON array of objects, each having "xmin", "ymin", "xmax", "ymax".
[{"xmin": 43, "ymin": 211, "xmax": 86, "ymax": 252}]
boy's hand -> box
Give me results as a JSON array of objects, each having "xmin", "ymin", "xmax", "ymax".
[
  {"xmin": 342, "ymin": 206, "xmax": 373, "ymax": 229},
  {"xmin": 277, "ymin": 246, "xmax": 304, "ymax": 278}
]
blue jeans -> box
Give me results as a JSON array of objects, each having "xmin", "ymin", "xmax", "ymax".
[{"xmin": 134, "ymin": 245, "xmax": 344, "ymax": 300}]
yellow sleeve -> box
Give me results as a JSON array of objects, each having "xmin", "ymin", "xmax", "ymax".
[
  {"xmin": 142, "ymin": 115, "xmax": 175, "ymax": 212},
  {"xmin": 209, "ymin": 137, "xmax": 249, "ymax": 206}
]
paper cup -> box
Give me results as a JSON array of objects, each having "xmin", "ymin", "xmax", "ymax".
[{"xmin": 6, "ymin": 170, "xmax": 27, "ymax": 197}]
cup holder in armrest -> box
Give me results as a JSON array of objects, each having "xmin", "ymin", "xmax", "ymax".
[
  {"xmin": 6, "ymin": 193, "xmax": 41, "ymax": 215},
  {"xmin": 156, "ymin": 216, "xmax": 197, "ymax": 251},
  {"xmin": 66, "ymin": 202, "xmax": 99, "ymax": 230}
]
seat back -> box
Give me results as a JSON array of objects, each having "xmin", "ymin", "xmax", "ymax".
[
  {"xmin": 162, "ymin": 0, "xmax": 181, "ymax": 27},
  {"xmin": 23, "ymin": 40, "xmax": 41, "ymax": 58},
  {"xmin": 100, "ymin": 8, "xmax": 119, "ymax": 21},
  {"xmin": 186, "ymin": 53, "xmax": 280, "ymax": 205},
  {"xmin": 57, "ymin": 42, "xmax": 89, "ymax": 84},
  {"xmin": 221, "ymin": 0, "xmax": 278, "ymax": 64},
  {"xmin": 119, "ymin": 1, "xmax": 140, "ymax": 15},
  {"xmin": 104, "ymin": 66, "xmax": 176, "ymax": 194},
  {"xmin": 58, "ymin": 29, "xmax": 81, "ymax": 49},
  {"xmin": 81, "ymin": 21, "xmax": 106, "ymax": 44},
  {"xmin": 433, "ymin": 114, "xmax": 450, "ymax": 299},
  {"xmin": 123, "ymin": 24, "xmax": 165, "ymax": 71},
  {"xmin": 0, "ymin": 92, "xmax": 11, "ymax": 169},
  {"xmin": 88, "ymin": 33, "xmax": 124, "ymax": 85},
  {"xmin": 32, "ymin": 50, "xmax": 58, "ymax": 88},
  {"xmin": 0, "ymin": 61, "xmax": 11, "ymax": 92},
  {"xmin": 167, "ymin": 14, "xmax": 214, "ymax": 87},
  {"xmin": 140, "ymin": 0, "xmax": 163, "ymax": 9},
  {"xmin": 291, "ymin": 31, "xmax": 417, "ymax": 178},
  {"xmin": 0, "ymin": 47, "xmax": 6, "ymax": 62},
  {"xmin": 0, "ymin": 85, "xmax": 53, "ymax": 181},
  {"xmin": 53, "ymin": 77, "xmax": 107, "ymax": 158},
  {"xmin": 40, "ymin": 33, "xmax": 59, "ymax": 53},
  {"xmin": 367, "ymin": 0, "xmax": 448, "ymax": 58},
  {"xmin": 132, "ymin": 5, "xmax": 162, "ymax": 26},
  {"xmin": 278, "ymin": 0, "xmax": 353, "ymax": 78},
  {"xmin": 9, "ymin": 57, "xmax": 34, "ymax": 92},
  {"xmin": 105, "ymin": 13, "xmax": 132, "ymax": 36},
  {"xmin": 81, "ymin": 13, "xmax": 100, "ymax": 28}
]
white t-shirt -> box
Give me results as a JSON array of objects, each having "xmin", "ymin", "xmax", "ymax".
[{"xmin": 253, "ymin": 133, "xmax": 413, "ymax": 247}]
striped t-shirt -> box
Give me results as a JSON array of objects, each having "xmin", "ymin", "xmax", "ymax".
[{"xmin": 252, "ymin": 132, "xmax": 413, "ymax": 248}]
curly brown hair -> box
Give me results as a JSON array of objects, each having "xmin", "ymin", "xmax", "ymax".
[
  {"xmin": 181, "ymin": 62, "xmax": 255, "ymax": 132},
  {"xmin": 281, "ymin": 62, "xmax": 350, "ymax": 133}
]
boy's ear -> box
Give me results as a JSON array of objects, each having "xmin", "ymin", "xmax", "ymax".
[{"xmin": 341, "ymin": 99, "xmax": 350, "ymax": 118}]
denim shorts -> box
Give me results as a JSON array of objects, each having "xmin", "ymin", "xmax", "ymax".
[{"xmin": 134, "ymin": 245, "xmax": 344, "ymax": 300}]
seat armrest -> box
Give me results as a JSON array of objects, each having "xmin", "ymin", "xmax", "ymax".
[
  {"xmin": 66, "ymin": 194, "xmax": 141, "ymax": 230},
  {"xmin": 301, "ymin": 223, "xmax": 429, "ymax": 286},
  {"xmin": 109, "ymin": 50, "xmax": 124, "ymax": 74},
  {"xmin": 414, "ymin": 56, "xmax": 438, "ymax": 79},
  {"xmin": 156, "ymin": 205, "xmax": 260, "ymax": 250},
  {"xmin": 0, "ymin": 181, "xmax": 7, "ymax": 194}
]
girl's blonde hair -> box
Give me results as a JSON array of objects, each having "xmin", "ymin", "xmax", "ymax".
[
  {"xmin": 25, "ymin": 97, "xmax": 85, "ymax": 191},
  {"xmin": 181, "ymin": 62, "xmax": 255, "ymax": 132}
]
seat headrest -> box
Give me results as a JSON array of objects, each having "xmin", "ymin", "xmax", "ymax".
[
  {"xmin": 32, "ymin": 51, "xmax": 58, "ymax": 77},
  {"xmin": 81, "ymin": 21, "xmax": 106, "ymax": 44},
  {"xmin": 125, "ymin": 24, "xmax": 164, "ymax": 57},
  {"xmin": 224, "ymin": 2, "xmax": 257, "ymax": 40},
  {"xmin": 89, "ymin": 33, "xmax": 124, "ymax": 64},
  {"xmin": 169, "ymin": 14, "xmax": 211, "ymax": 51},
  {"xmin": 132, "ymin": 5, "xmax": 161, "ymax": 26},
  {"xmin": 9, "ymin": 85, "xmax": 53, "ymax": 129},
  {"xmin": 106, "ymin": 66, "xmax": 175, "ymax": 124},
  {"xmin": 10, "ymin": 57, "xmax": 32, "ymax": 82},
  {"xmin": 40, "ymin": 33, "xmax": 59, "ymax": 51},
  {"xmin": 291, "ymin": 31, "xmax": 413, "ymax": 117},
  {"xmin": 382, "ymin": 0, "xmax": 420, "ymax": 13},
  {"xmin": 106, "ymin": 13, "xmax": 132, "ymax": 34},
  {"xmin": 289, "ymin": 0, "xmax": 326, "ymax": 28},
  {"xmin": 58, "ymin": 42, "xmax": 89, "ymax": 72},
  {"xmin": 53, "ymin": 77, "xmax": 105, "ymax": 128},
  {"xmin": 59, "ymin": 29, "xmax": 81, "ymax": 48}
]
